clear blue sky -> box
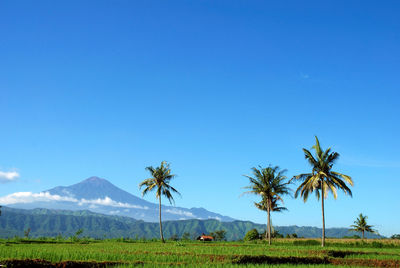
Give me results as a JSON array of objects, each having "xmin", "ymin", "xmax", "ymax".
[{"xmin": 1, "ymin": 1, "xmax": 399, "ymax": 236}]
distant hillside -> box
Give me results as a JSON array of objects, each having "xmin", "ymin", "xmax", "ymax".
[
  {"xmin": 275, "ymin": 225, "xmax": 383, "ymax": 239},
  {"xmin": 0, "ymin": 207, "xmax": 261, "ymax": 240},
  {"xmin": 0, "ymin": 207, "xmax": 383, "ymax": 240}
]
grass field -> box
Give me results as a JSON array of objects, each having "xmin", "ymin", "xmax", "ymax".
[{"xmin": 0, "ymin": 238, "xmax": 399, "ymax": 267}]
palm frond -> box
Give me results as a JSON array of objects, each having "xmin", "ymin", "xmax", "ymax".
[{"xmin": 294, "ymin": 137, "xmax": 353, "ymax": 203}]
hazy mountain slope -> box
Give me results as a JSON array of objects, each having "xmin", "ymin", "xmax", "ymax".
[
  {"xmin": 0, "ymin": 207, "xmax": 383, "ymax": 240},
  {"xmin": 47, "ymin": 177, "xmax": 154, "ymax": 208},
  {"xmin": 3, "ymin": 176, "xmax": 235, "ymax": 222}
]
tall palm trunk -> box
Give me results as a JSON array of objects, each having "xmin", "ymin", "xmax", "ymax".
[
  {"xmin": 267, "ymin": 201, "xmax": 272, "ymax": 245},
  {"xmin": 321, "ymin": 181, "xmax": 325, "ymax": 247},
  {"xmin": 362, "ymin": 231, "xmax": 365, "ymax": 240},
  {"xmin": 159, "ymin": 196, "xmax": 165, "ymax": 243}
]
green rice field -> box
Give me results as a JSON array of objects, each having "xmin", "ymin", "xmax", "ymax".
[{"xmin": 0, "ymin": 238, "xmax": 399, "ymax": 267}]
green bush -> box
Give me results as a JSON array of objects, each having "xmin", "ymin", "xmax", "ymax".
[
  {"xmin": 244, "ymin": 229, "xmax": 259, "ymax": 241},
  {"xmin": 391, "ymin": 234, "xmax": 400, "ymax": 239}
]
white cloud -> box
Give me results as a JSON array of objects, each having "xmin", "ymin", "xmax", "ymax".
[
  {"xmin": 0, "ymin": 192, "xmax": 148, "ymax": 210},
  {"xmin": 109, "ymin": 210, "xmax": 120, "ymax": 214},
  {"xmin": 0, "ymin": 171, "xmax": 20, "ymax": 183},
  {"xmin": 165, "ymin": 208, "xmax": 195, "ymax": 218},
  {"xmin": 208, "ymin": 216, "xmax": 222, "ymax": 221},
  {"xmin": 78, "ymin": 196, "xmax": 148, "ymax": 210},
  {"xmin": 0, "ymin": 192, "xmax": 78, "ymax": 204}
]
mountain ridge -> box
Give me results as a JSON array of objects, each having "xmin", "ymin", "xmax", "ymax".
[
  {"xmin": 0, "ymin": 207, "xmax": 384, "ymax": 240},
  {"xmin": 2, "ymin": 176, "xmax": 235, "ymax": 222}
]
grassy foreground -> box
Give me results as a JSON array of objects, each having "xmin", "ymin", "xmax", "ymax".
[{"xmin": 0, "ymin": 238, "xmax": 399, "ymax": 267}]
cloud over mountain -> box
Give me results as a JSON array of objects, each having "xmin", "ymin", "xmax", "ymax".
[
  {"xmin": 1, "ymin": 176, "xmax": 235, "ymax": 222},
  {"xmin": 0, "ymin": 192, "xmax": 149, "ymax": 210}
]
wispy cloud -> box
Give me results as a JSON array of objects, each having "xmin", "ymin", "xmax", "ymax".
[
  {"xmin": 0, "ymin": 192, "xmax": 148, "ymax": 210},
  {"xmin": 208, "ymin": 216, "xmax": 222, "ymax": 221},
  {"xmin": 300, "ymin": 72, "xmax": 310, "ymax": 79},
  {"xmin": 165, "ymin": 208, "xmax": 194, "ymax": 218},
  {"xmin": 0, "ymin": 170, "xmax": 20, "ymax": 183},
  {"xmin": 78, "ymin": 196, "xmax": 148, "ymax": 210}
]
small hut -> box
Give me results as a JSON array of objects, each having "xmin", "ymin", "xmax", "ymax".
[{"xmin": 197, "ymin": 233, "xmax": 214, "ymax": 241}]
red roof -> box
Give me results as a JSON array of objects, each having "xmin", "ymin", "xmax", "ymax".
[{"xmin": 201, "ymin": 235, "xmax": 214, "ymax": 240}]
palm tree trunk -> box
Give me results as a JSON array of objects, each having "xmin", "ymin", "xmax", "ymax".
[
  {"xmin": 362, "ymin": 231, "xmax": 364, "ymax": 240},
  {"xmin": 321, "ymin": 181, "xmax": 325, "ymax": 247},
  {"xmin": 159, "ymin": 196, "xmax": 165, "ymax": 243},
  {"xmin": 267, "ymin": 205, "xmax": 271, "ymax": 245}
]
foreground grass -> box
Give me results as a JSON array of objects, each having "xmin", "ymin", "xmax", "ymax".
[{"xmin": 0, "ymin": 238, "xmax": 399, "ymax": 267}]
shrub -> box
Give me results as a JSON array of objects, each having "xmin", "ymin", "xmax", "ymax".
[
  {"xmin": 391, "ymin": 234, "xmax": 400, "ymax": 239},
  {"xmin": 181, "ymin": 232, "xmax": 191, "ymax": 241},
  {"xmin": 244, "ymin": 229, "xmax": 260, "ymax": 241},
  {"xmin": 213, "ymin": 230, "xmax": 227, "ymax": 241},
  {"xmin": 169, "ymin": 234, "xmax": 179, "ymax": 241}
]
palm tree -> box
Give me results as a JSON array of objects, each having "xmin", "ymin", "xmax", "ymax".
[
  {"xmin": 292, "ymin": 136, "xmax": 353, "ymax": 247},
  {"xmin": 139, "ymin": 161, "xmax": 180, "ymax": 243},
  {"xmin": 255, "ymin": 196, "xmax": 287, "ymax": 240},
  {"xmin": 350, "ymin": 213, "xmax": 375, "ymax": 239},
  {"xmin": 243, "ymin": 165, "xmax": 290, "ymax": 245},
  {"xmin": 254, "ymin": 196, "xmax": 288, "ymax": 213}
]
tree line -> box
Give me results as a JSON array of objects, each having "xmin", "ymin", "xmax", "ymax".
[{"xmin": 139, "ymin": 136, "xmax": 377, "ymax": 247}]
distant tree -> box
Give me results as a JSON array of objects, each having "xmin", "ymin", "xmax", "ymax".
[
  {"xmin": 139, "ymin": 161, "xmax": 180, "ymax": 243},
  {"xmin": 0, "ymin": 205, "xmax": 2, "ymax": 216},
  {"xmin": 214, "ymin": 230, "xmax": 227, "ymax": 241},
  {"xmin": 391, "ymin": 234, "xmax": 400, "ymax": 239},
  {"xmin": 285, "ymin": 234, "xmax": 290, "ymax": 238},
  {"xmin": 24, "ymin": 228, "xmax": 31, "ymax": 238},
  {"xmin": 292, "ymin": 233, "xmax": 298, "ymax": 238},
  {"xmin": 243, "ymin": 165, "xmax": 291, "ymax": 245},
  {"xmin": 271, "ymin": 229, "xmax": 283, "ymax": 238},
  {"xmin": 71, "ymin": 229, "xmax": 84, "ymax": 242},
  {"xmin": 75, "ymin": 229, "xmax": 83, "ymax": 237},
  {"xmin": 350, "ymin": 213, "xmax": 375, "ymax": 239},
  {"xmin": 343, "ymin": 235, "xmax": 361, "ymax": 239},
  {"xmin": 244, "ymin": 229, "xmax": 260, "ymax": 241},
  {"xmin": 181, "ymin": 232, "xmax": 191, "ymax": 241},
  {"xmin": 292, "ymin": 136, "xmax": 353, "ymax": 247},
  {"xmin": 169, "ymin": 234, "xmax": 179, "ymax": 241}
]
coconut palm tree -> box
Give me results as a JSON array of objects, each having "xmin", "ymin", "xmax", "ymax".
[
  {"xmin": 292, "ymin": 136, "xmax": 353, "ymax": 247},
  {"xmin": 243, "ymin": 165, "xmax": 291, "ymax": 245},
  {"xmin": 255, "ymin": 196, "xmax": 287, "ymax": 240},
  {"xmin": 254, "ymin": 196, "xmax": 288, "ymax": 213},
  {"xmin": 350, "ymin": 213, "xmax": 375, "ymax": 239},
  {"xmin": 139, "ymin": 161, "xmax": 180, "ymax": 243}
]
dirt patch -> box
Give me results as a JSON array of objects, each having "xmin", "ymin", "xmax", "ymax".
[
  {"xmin": 324, "ymin": 250, "xmax": 369, "ymax": 258},
  {"xmin": 232, "ymin": 255, "xmax": 400, "ymax": 267},
  {"xmin": 330, "ymin": 258, "xmax": 400, "ymax": 267}
]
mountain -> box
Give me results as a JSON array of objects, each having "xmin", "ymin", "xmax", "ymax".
[
  {"xmin": 0, "ymin": 207, "xmax": 260, "ymax": 240},
  {"xmin": 276, "ymin": 225, "xmax": 383, "ymax": 239},
  {"xmin": 1, "ymin": 176, "xmax": 235, "ymax": 222},
  {"xmin": 0, "ymin": 207, "xmax": 383, "ymax": 240}
]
